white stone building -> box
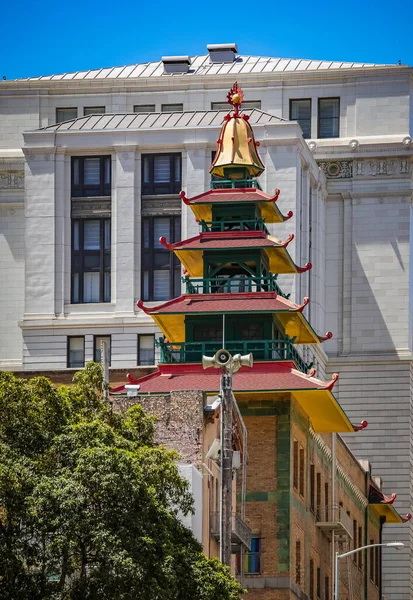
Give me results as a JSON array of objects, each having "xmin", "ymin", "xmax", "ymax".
[{"xmin": 1, "ymin": 44, "xmax": 412, "ymax": 598}]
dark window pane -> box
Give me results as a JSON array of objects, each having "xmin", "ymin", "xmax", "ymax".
[
  {"xmin": 138, "ymin": 335, "xmax": 155, "ymax": 365},
  {"xmin": 161, "ymin": 103, "xmax": 183, "ymax": 112},
  {"xmin": 56, "ymin": 107, "xmax": 77, "ymax": 123},
  {"xmin": 290, "ymin": 99, "xmax": 311, "ymax": 139},
  {"xmin": 134, "ymin": 104, "xmax": 156, "ymax": 113},
  {"xmin": 68, "ymin": 337, "xmax": 84, "ymax": 368},
  {"xmin": 318, "ymin": 98, "xmax": 340, "ymax": 138},
  {"xmin": 84, "ymin": 220, "xmax": 101, "ymax": 250},
  {"xmin": 84, "ymin": 106, "xmax": 105, "ymax": 116},
  {"xmin": 141, "ymin": 153, "xmax": 181, "ymax": 195}
]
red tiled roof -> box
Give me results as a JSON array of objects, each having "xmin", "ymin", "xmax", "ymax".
[
  {"xmin": 111, "ymin": 361, "xmax": 334, "ymax": 395},
  {"xmin": 138, "ymin": 292, "xmax": 309, "ymax": 315},
  {"xmin": 160, "ymin": 230, "xmax": 293, "ymax": 251},
  {"xmin": 182, "ymin": 188, "xmax": 279, "ymax": 203}
]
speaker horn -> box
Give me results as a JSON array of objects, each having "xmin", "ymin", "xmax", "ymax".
[
  {"xmin": 240, "ymin": 353, "xmax": 253, "ymax": 368},
  {"xmin": 214, "ymin": 348, "xmax": 232, "ymax": 366},
  {"xmin": 202, "ymin": 355, "xmax": 217, "ymax": 370}
]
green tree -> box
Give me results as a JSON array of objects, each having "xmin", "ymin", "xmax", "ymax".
[{"xmin": 0, "ymin": 365, "xmax": 244, "ymax": 600}]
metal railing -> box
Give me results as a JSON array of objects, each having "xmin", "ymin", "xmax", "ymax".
[
  {"xmin": 210, "ymin": 512, "xmax": 252, "ymax": 551},
  {"xmin": 211, "ymin": 178, "xmax": 261, "ymax": 190},
  {"xmin": 199, "ymin": 218, "xmax": 269, "ymax": 233},
  {"xmin": 183, "ymin": 274, "xmax": 290, "ymax": 298},
  {"xmin": 316, "ymin": 505, "xmax": 353, "ymax": 539},
  {"xmin": 155, "ymin": 338, "xmax": 310, "ymax": 373}
]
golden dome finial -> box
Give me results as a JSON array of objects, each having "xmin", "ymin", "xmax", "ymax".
[{"xmin": 210, "ymin": 82, "xmax": 265, "ymax": 180}]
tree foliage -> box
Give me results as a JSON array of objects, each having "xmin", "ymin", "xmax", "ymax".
[{"xmin": 0, "ymin": 364, "xmax": 244, "ymax": 599}]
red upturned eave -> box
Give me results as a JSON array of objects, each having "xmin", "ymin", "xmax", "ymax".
[
  {"xmin": 137, "ymin": 292, "xmax": 309, "ymax": 315},
  {"xmin": 180, "ymin": 188, "xmax": 293, "ymax": 222},
  {"xmin": 110, "ymin": 361, "xmax": 334, "ymax": 394},
  {"xmin": 369, "ymin": 484, "xmax": 412, "ymax": 524},
  {"xmin": 160, "ymin": 230, "xmax": 293, "ymax": 251}
]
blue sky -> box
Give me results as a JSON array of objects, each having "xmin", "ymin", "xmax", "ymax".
[{"xmin": 2, "ymin": 0, "xmax": 412, "ymax": 80}]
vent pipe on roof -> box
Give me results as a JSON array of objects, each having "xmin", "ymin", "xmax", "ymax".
[
  {"xmin": 207, "ymin": 43, "xmax": 238, "ymax": 63},
  {"xmin": 162, "ymin": 56, "xmax": 191, "ymax": 74}
]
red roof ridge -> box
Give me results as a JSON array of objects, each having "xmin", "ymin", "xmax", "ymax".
[
  {"xmin": 180, "ymin": 188, "xmax": 294, "ymax": 222},
  {"xmin": 290, "ymin": 367, "xmax": 338, "ymax": 390},
  {"xmin": 160, "ymin": 230, "xmax": 295, "ymax": 251}
]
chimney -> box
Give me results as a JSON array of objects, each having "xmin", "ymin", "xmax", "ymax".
[
  {"xmin": 207, "ymin": 43, "xmax": 238, "ymax": 63},
  {"xmin": 162, "ymin": 56, "xmax": 191, "ymax": 74}
]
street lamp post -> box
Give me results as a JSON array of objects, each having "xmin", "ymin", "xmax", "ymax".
[{"xmin": 334, "ymin": 542, "xmax": 404, "ymax": 600}]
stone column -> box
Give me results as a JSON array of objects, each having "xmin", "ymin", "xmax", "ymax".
[
  {"xmin": 112, "ymin": 146, "xmax": 137, "ymax": 315},
  {"xmin": 23, "ymin": 148, "xmax": 56, "ymax": 317}
]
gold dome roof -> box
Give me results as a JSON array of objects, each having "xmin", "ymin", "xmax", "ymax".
[{"xmin": 210, "ymin": 82, "xmax": 265, "ymax": 179}]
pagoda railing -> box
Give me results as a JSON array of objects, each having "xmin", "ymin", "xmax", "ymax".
[
  {"xmin": 155, "ymin": 338, "xmax": 310, "ymax": 373},
  {"xmin": 199, "ymin": 218, "xmax": 269, "ymax": 234},
  {"xmin": 211, "ymin": 178, "xmax": 261, "ymax": 190},
  {"xmin": 183, "ymin": 274, "xmax": 290, "ymax": 299}
]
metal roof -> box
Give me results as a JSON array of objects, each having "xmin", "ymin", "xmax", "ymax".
[
  {"xmin": 36, "ymin": 109, "xmax": 285, "ymax": 132},
  {"xmin": 16, "ymin": 54, "xmax": 396, "ymax": 82}
]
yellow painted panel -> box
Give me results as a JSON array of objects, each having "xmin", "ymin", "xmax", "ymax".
[
  {"xmin": 152, "ymin": 315, "xmax": 186, "ymax": 342},
  {"xmin": 293, "ymin": 390, "xmax": 354, "ymax": 433},
  {"xmin": 267, "ymin": 248, "xmax": 297, "ymax": 274},
  {"xmin": 369, "ymin": 504, "xmax": 402, "ymax": 524},
  {"xmin": 188, "ymin": 204, "xmax": 213, "ymax": 222},
  {"xmin": 276, "ymin": 313, "xmax": 319, "ymax": 344},
  {"xmin": 174, "ymin": 250, "xmax": 204, "ymax": 277}
]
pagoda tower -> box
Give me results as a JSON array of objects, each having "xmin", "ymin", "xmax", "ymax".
[
  {"xmin": 110, "ymin": 84, "xmax": 411, "ymax": 598},
  {"xmin": 124, "ymin": 83, "xmax": 361, "ymax": 434}
]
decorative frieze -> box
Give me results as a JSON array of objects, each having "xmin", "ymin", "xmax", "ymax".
[
  {"xmin": 318, "ymin": 161, "xmax": 353, "ymax": 179},
  {"xmin": 318, "ymin": 158, "xmax": 411, "ymax": 179},
  {"xmin": 142, "ymin": 196, "xmax": 181, "ymax": 216},
  {"xmin": 71, "ymin": 198, "xmax": 111, "ymax": 219},
  {"xmin": 0, "ymin": 171, "xmax": 24, "ymax": 188}
]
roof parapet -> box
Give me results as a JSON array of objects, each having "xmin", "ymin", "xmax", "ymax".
[
  {"xmin": 162, "ymin": 55, "xmax": 191, "ymax": 74},
  {"xmin": 207, "ymin": 43, "xmax": 238, "ymax": 63}
]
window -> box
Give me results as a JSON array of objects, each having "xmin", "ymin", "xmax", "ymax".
[
  {"xmin": 358, "ymin": 526, "xmax": 363, "ymax": 568},
  {"xmin": 161, "ymin": 103, "xmax": 183, "ymax": 112},
  {"xmin": 243, "ymin": 536, "xmax": 261, "ymax": 574},
  {"xmin": 84, "ymin": 106, "xmax": 105, "ymax": 116},
  {"xmin": 309, "ymin": 559, "xmax": 314, "ymax": 599},
  {"xmin": 138, "ymin": 334, "xmax": 155, "ymax": 366},
  {"xmin": 299, "ymin": 446, "xmax": 305, "ymax": 497},
  {"xmin": 72, "ymin": 218, "xmax": 111, "ymax": 303},
  {"xmin": 134, "ymin": 104, "xmax": 156, "ymax": 113},
  {"xmin": 295, "ymin": 540, "xmax": 301, "ymax": 585},
  {"xmin": 353, "ymin": 520, "xmax": 358, "ymax": 563},
  {"xmin": 310, "ymin": 464, "xmax": 315, "ymax": 512},
  {"xmin": 324, "ymin": 483, "xmax": 329, "ymax": 521},
  {"xmin": 374, "ymin": 545, "xmax": 380, "ymax": 586},
  {"xmin": 293, "ymin": 440, "xmax": 299, "ymax": 490},
  {"xmin": 316, "ymin": 567, "xmax": 321, "ymax": 599},
  {"xmin": 142, "ymin": 153, "xmax": 181, "ymax": 195},
  {"xmin": 56, "ymin": 107, "xmax": 77, "ymax": 123},
  {"xmin": 67, "ymin": 337, "xmax": 84, "ymax": 368},
  {"xmin": 290, "ymin": 99, "xmax": 311, "ymax": 139},
  {"xmin": 318, "ymin": 98, "xmax": 340, "ymax": 138},
  {"xmin": 72, "ymin": 156, "xmax": 111, "ymax": 197},
  {"xmin": 142, "ymin": 216, "xmax": 181, "ymax": 301},
  {"xmin": 94, "ymin": 335, "xmax": 111, "ymax": 365},
  {"xmin": 325, "ymin": 576, "xmax": 330, "ymax": 600},
  {"xmin": 316, "ymin": 473, "xmax": 321, "ymax": 518},
  {"xmin": 211, "ymin": 100, "xmax": 261, "ymax": 110}
]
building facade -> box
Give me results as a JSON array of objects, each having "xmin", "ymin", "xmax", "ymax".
[{"xmin": 1, "ymin": 44, "xmax": 413, "ymax": 598}]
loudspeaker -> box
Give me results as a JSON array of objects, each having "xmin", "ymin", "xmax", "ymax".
[
  {"xmin": 240, "ymin": 353, "xmax": 253, "ymax": 368},
  {"xmin": 202, "ymin": 355, "xmax": 217, "ymax": 370},
  {"xmin": 214, "ymin": 348, "xmax": 231, "ymax": 366}
]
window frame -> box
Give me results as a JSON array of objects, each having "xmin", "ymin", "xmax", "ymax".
[
  {"xmin": 137, "ymin": 334, "xmax": 155, "ymax": 366},
  {"xmin": 289, "ymin": 98, "xmax": 312, "ymax": 139},
  {"xmin": 211, "ymin": 100, "xmax": 261, "ymax": 111},
  {"xmin": 133, "ymin": 104, "xmax": 156, "ymax": 113},
  {"xmin": 67, "ymin": 336, "xmax": 85, "ymax": 369},
  {"xmin": 293, "ymin": 440, "xmax": 299, "ymax": 490},
  {"xmin": 141, "ymin": 215, "xmax": 181, "ymax": 302},
  {"xmin": 93, "ymin": 335, "xmax": 111, "ymax": 365},
  {"xmin": 161, "ymin": 103, "xmax": 183, "ymax": 112},
  {"xmin": 56, "ymin": 107, "xmax": 78, "ymax": 123},
  {"xmin": 71, "ymin": 155, "xmax": 112, "ymax": 198},
  {"xmin": 317, "ymin": 97, "xmax": 340, "ymax": 139},
  {"xmin": 243, "ymin": 535, "xmax": 261, "ymax": 575},
  {"xmin": 141, "ymin": 153, "xmax": 181, "ymax": 196},
  {"xmin": 71, "ymin": 218, "xmax": 111, "ymax": 304},
  {"xmin": 299, "ymin": 446, "xmax": 305, "ymax": 498},
  {"xmin": 295, "ymin": 540, "xmax": 301, "ymax": 585},
  {"xmin": 83, "ymin": 106, "xmax": 106, "ymax": 116}
]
